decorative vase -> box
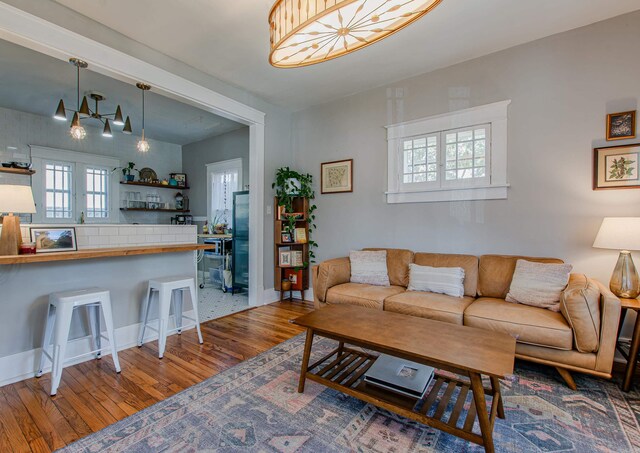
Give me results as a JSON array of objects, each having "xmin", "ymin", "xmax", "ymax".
[
  {"xmin": 610, "ymin": 251, "xmax": 640, "ymax": 298},
  {"xmin": 281, "ymin": 279, "xmax": 292, "ymax": 291}
]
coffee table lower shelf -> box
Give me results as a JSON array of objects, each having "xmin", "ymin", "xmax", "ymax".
[{"xmin": 301, "ymin": 345, "xmax": 503, "ymax": 452}]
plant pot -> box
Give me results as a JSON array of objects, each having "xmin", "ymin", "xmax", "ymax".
[
  {"xmin": 125, "ymin": 174, "xmax": 135, "ymax": 182},
  {"xmin": 285, "ymin": 178, "xmax": 301, "ymax": 195},
  {"xmin": 281, "ymin": 279, "xmax": 292, "ymax": 291}
]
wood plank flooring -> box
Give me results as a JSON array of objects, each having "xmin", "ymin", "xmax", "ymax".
[{"xmin": 0, "ymin": 300, "xmax": 314, "ymax": 453}]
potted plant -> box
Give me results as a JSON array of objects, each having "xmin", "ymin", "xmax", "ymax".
[
  {"xmin": 272, "ymin": 167, "xmax": 317, "ymax": 264},
  {"xmin": 113, "ymin": 162, "xmax": 138, "ymax": 182}
]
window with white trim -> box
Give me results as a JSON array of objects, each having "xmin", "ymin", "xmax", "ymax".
[
  {"xmin": 85, "ymin": 167, "xmax": 109, "ymax": 219},
  {"xmin": 207, "ymin": 158, "xmax": 243, "ymax": 229},
  {"xmin": 31, "ymin": 146, "xmax": 120, "ymax": 223},
  {"xmin": 387, "ymin": 101, "xmax": 510, "ymax": 203}
]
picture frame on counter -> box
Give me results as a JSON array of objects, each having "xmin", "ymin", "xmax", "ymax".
[
  {"xmin": 30, "ymin": 227, "xmax": 77, "ymax": 253},
  {"xmin": 593, "ymin": 143, "xmax": 640, "ymax": 190}
]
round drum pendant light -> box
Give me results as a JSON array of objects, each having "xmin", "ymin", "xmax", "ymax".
[{"xmin": 268, "ymin": 0, "xmax": 443, "ymax": 68}]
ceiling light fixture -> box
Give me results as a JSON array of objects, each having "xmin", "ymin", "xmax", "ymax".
[
  {"xmin": 268, "ymin": 0, "xmax": 443, "ymax": 68},
  {"xmin": 54, "ymin": 58, "xmax": 131, "ymax": 140},
  {"xmin": 136, "ymin": 83, "xmax": 151, "ymax": 153}
]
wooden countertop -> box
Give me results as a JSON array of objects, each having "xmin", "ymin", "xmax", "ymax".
[{"xmin": 0, "ymin": 244, "xmax": 213, "ymax": 265}]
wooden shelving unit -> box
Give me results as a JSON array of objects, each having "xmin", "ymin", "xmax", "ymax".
[
  {"xmin": 120, "ymin": 208, "xmax": 190, "ymax": 213},
  {"xmin": 0, "ymin": 167, "xmax": 35, "ymax": 176},
  {"xmin": 120, "ymin": 181, "xmax": 188, "ymax": 190},
  {"xmin": 274, "ymin": 196, "xmax": 310, "ymax": 301}
]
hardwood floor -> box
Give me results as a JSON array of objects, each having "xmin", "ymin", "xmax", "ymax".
[{"xmin": 0, "ymin": 300, "xmax": 314, "ymax": 453}]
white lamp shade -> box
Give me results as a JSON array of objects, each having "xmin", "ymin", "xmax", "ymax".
[
  {"xmin": 593, "ymin": 217, "xmax": 640, "ymax": 251},
  {"xmin": 0, "ymin": 185, "xmax": 36, "ymax": 214}
]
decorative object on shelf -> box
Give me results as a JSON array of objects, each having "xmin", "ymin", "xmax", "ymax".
[
  {"xmin": 138, "ymin": 167, "xmax": 157, "ymax": 182},
  {"xmin": 281, "ymin": 232, "xmax": 292, "ymax": 243},
  {"xmin": 593, "ymin": 217, "xmax": 640, "ymax": 298},
  {"xmin": 607, "ymin": 110, "xmax": 636, "ymax": 141},
  {"xmin": 136, "ymin": 83, "xmax": 152, "ymax": 152},
  {"xmin": 0, "ymin": 185, "xmax": 36, "ymax": 255},
  {"xmin": 161, "ymin": 179, "xmax": 169, "ymax": 185},
  {"xmin": 55, "ymin": 58, "xmax": 131, "ymax": 140},
  {"xmin": 272, "ymin": 167, "xmax": 317, "ymax": 262},
  {"xmin": 593, "ymin": 144, "xmax": 640, "ymax": 190},
  {"xmin": 285, "ymin": 268, "xmax": 303, "ymax": 290},
  {"xmin": 113, "ymin": 162, "xmax": 138, "ymax": 182},
  {"xmin": 294, "ymin": 227, "xmax": 307, "ymax": 243},
  {"xmin": 279, "ymin": 248, "xmax": 291, "ymax": 267},
  {"xmin": 281, "ymin": 279, "xmax": 292, "ymax": 292},
  {"xmin": 321, "ymin": 158, "xmax": 353, "ymax": 194},
  {"xmin": 202, "ymin": 221, "xmax": 209, "ymax": 234},
  {"xmin": 30, "ymin": 227, "xmax": 77, "ymax": 254},
  {"xmin": 268, "ymin": 0, "xmax": 443, "ymax": 68},
  {"xmin": 175, "ymin": 192, "xmax": 185, "ymax": 210},
  {"xmin": 19, "ymin": 242, "xmax": 36, "ymax": 255},
  {"xmin": 171, "ymin": 173, "xmax": 187, "ymax": 187}
]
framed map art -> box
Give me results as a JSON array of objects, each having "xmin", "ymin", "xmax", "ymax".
[
  {"xmin": 593, "ymin": 144, "xmax": 640, "ymax": 190},
  {"xmin": 321, "ymin": 159, "xmax": 353, "ymax": 194}
]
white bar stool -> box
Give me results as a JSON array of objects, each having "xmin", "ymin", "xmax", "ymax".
[
  {"xmin": 37, "ymin": 287, "xmax": 121, "ymax": 396},
  {"xmin": 138, "ymin": 277, "xmax": 203, "ymax": 358}
]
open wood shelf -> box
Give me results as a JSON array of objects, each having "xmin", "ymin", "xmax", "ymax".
[
  {"xmin": 0, "ymin": 167, "xmax": 35, "ymax": 175},
  {"xmin": 120, "ymin": 208, "xmax": 190, "ymax": 213},
  {"xmin": 120, "ymin": 181, "xmax": 189, "ymax": 190},
  {"xmin": 274, "ymin": 196, "xmax": 310, "ymax": 295}
]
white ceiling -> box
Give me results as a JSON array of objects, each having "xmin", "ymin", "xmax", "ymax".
[
  {"xmin": 53, "ymin": 0, "xmax": 640, "ymax": 111},
  {"xmin": 0, "ymin": 39, "xmax": 244, "ymax": 145}
]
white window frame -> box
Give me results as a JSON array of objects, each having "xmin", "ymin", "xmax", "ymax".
[
  {"xmin": 386, "ymin": 100, "xmax": 510, "ymax": 203},
  {"xmin": 31, "ymin": 146, "xmax": 120, "ymax": 223},
  {"xmin": 206, "ymin": 158, "xmax": 243, "ymax": 227}
]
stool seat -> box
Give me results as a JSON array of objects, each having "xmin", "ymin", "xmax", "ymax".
[
  {"xmin": 138, "ymin": 276, "xmax": 203, "ymax": 358},
  {"xmin": 37, "ymin": 287, "xmax": 120, "ymax": 395}
]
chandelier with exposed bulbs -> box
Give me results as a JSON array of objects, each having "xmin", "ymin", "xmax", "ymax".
[{"xmin": 268, "ymin": 0, "xmax": 443, "ymax": 68}]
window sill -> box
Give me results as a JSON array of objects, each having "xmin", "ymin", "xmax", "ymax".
[{"xmin": 386, "ymin": 184, "xmax": 509, "ymax": 204}]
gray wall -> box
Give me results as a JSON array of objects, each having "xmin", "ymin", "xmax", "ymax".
[
  {"xmin": 182, "ymin": 127, "xmax": 250, "ymax": 218},
  {"xmin": 6, "ymin": 0, "xmax": 295, "ymax": 287},
  {"xmin": 292, "ymin": 11, "xmax": 640, "ymax": 289}
]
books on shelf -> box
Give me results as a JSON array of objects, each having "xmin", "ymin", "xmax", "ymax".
[
  {"xmin": 294, "ymin": 227, "xmax": 307, "ymax": 243},
  {"xmin": 278, "ymin": 247, "xmax": 303, "ymax": 267}
]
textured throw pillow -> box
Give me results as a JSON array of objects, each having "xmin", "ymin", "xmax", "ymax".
[
  {"xmin": 506, "ymin": 260, "xmax": 573, "ymax": 312},
  {"xmin": 349, "ymin": 250, "xmax": 390, "ymax": 286},
  {"xmin": 407, "ymin": 263, "xmax": 465, "ymax": 298},
  {"xmin": 560, "ymin": 274, "xmax": 601, "ymax": 353}
]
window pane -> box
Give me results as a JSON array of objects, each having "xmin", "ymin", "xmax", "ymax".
[
  {"xmin": 446, "ymin": 133, "xmax": 456, "ymax": 144},
  {"xmin": 413, "ymin": 148, "xmax": 426, "ymax": 164},
  {"xmin": 413, "ymin": 165, "xmax": 426, "ymax": 173},
  {"xmin": 474, "ymin": 158, "xmax": 485, "ymax": 167},
  {"xmin": 403, "ymin": 174, "xmax": 412, "ymax": 183},
  {"xmin": 414, "ymin": 138, "xmax": 426, "ymax": 147},
  {"xmin": 458, "ymin": 159, "xmax": 473, "ymax": 169},
  {"xmin": 413, "ymin": 173, "xmax": 426, "ymax": 183},
  {"xmin": 446, "ymin": 145, "xmax": 456, "ymax": 160},
  {"xmin": 427, "ymin": 148, "xmax": 437, "ymax": 163},
  {"xmin": 458, "ymin": 130, "xmax": 473, "ymax": 142},
  {"xmin": 45, "ymin": 162, "xmax": 72, "ymax": 218},
  {"xmin": 457, "ymin": 142, "xmax": 473, "ymax": 158},
  {"xmin": 401, "ymin": 135, "xmax": 437, "ymax": 185},
  {"xmin": 403, "ymin": 150, "xmax": 412, "ymax": 172},
  {"xmin": 86, "ymin": 167, "xmax": 109, "ymax": 218},
  {"xmin": 474, "ymin": 167, "xmax": 486, "ymax": 177},
  {"xmin": 403, "ymin": 140, "xmax": 412, "ymax": 150},
  {"xmin": 458, "ymin": 169, "xmax": 473, "ymax": 179},
  {"xmin": 445, "ymin": 170, "xmax": 456, "ymax": 180},
  {"xmin": 427, "ymin": 172, "xmax": 437, "ymax": 182},
  {"xmin": 427, "ymin": 136, "xmax": 437, "ymax": 146},
  {"xmin": 474, "ymin": 128, "xmax": 486, "ymax": 139},
  {"xmin": 446, "ymin": 161, "xmax": 456, "ymax": 170},
  {"xmin": 474, "ymin": 140, "xmax": 485, "ymax": 156},
  {"xmin": 427, "ymin": 164, "xmax": 437, "ymax": 172}
]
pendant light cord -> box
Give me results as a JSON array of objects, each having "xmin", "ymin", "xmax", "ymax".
[
  {"xmin": 76, "ymin": 64, "xmax": 80, "ymax": 110},
  {"xmin": 142, "ymin": 88, "xmax": 145, "ymax": 132}
]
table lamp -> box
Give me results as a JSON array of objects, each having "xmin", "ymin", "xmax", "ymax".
[
  {"xmin": 0, "ymin": 185, "xmax": 36, "ymax": 255},
  {"xmin": 593, "ymin": 217, "xmax": 640, "ymax": 298}
]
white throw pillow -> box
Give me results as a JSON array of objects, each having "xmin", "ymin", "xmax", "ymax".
[
  {"xmin": 407, "ymin": 263, "xmax": 465, "ymax": 298},
  {"xmin": 349, "ymin": 250, "xmax": 390, "ymax": 286},
  {"xmin": 506, "ymin": 260, "xmax": 573, "ymax": 312}
]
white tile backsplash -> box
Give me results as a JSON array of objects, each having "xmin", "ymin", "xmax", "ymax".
[{"xmin": 16, "ymin": 224, "xmax": 197, "ymax": 249}]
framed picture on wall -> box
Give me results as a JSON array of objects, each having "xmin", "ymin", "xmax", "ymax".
[
  {"xmin": 593, "ymin": 144, "xmax": 640, "ymax": 190},
  {"xmin": 321, "ymin": 159, "xmax": 353, "ymax": 194},
  {"xmin": 30, "ymin": 227, "xmax": 77, "ymax": 253},
  {"xmin": 171, "ymin": 173, "xmax": 188, "ymax": 187},
  {"xmin": 606, "ymin": 111, "xmax": 636, "ymax": 141}
]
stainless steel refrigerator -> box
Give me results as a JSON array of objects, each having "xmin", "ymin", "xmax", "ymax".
[{"xmin": 232, "ymin": 191, "xmax": 249, "ymax": 293}]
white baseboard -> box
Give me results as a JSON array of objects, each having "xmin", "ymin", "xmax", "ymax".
[{"xmin": 0, "ymin": 311, "xmax": 195, "ymax": 388}]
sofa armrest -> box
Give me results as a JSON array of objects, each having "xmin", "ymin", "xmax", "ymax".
[
  {"xmin": 313, "ymin": 257, "xmax": 351, "ymax": 306},
  {"xmin": 593, "ymin": 279, "xmax": 622, "ymax": 374}
]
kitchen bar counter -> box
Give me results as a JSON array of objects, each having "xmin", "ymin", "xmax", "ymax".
[{"xmin": 0, "ymin": 244, "xmax": 213, "ymax": 265}]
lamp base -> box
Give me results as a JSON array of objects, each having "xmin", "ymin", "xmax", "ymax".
[
  {"xmin": 0, "ymin": 213, "xmax": 22, "ymax": 255},
  {"xmin": 610, "ymin": 251, "xmax": 640, "ymax": 299}
]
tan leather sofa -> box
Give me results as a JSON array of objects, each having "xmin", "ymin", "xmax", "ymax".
[{"xmin": 311, "ymin": 248, "xmax": 621, "ymax": 389}]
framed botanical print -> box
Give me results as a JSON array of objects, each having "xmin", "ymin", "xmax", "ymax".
[
  {"xmin": 606, "ymin": 111, "xmax": 636, "ymax": 141},
  {"xmin": 321, "ymin": 159, "xmax": 353, "ymax": 194},
  {"xmin": 593, "ymin": 144, "xmax": 640, "ymax": 190}
]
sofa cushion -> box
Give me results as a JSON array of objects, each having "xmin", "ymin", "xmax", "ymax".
[
  {"xmin": 505, "ymin": 260, "xmax": 573, "ymax": 312},
  {"xmin": 350, "ymin": 250, "xmax": 390, "ymax": 286},
  {"xmin": 560, "ymin": 274, "xmax": 601, "ymax": 353},
  {"xmin": 363, "ymin": 248, "xmax": 414, "ymax": 287},
  {"xmin": 326, "ymin": 283, "xmax": 405, "ymax": 310},
  {"xmin": 478, "ymin": 255, "xmax": 564, "ymax": 299},
  {"xmin": 464, "ymin": 297, "xmax": 573, "ymax": 350},
  {"xmin": 315, "ymin": 257, "xmax": 351, "ymax": 302},
  {"xmin": 414, "ymin": 253, "xmax": 479, "ymax": 297},
  {"xmin": 407, "ymin": 264, "xmax": 465, "ymax": 298},
  {"xmin": 385, "ymin": 291, "xmax": 475, "ymax": 325}
]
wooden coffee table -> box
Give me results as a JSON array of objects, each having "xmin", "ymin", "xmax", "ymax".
[{"xmin": 291, "ymin": 305, "xmax": 515, "ymax": 453}]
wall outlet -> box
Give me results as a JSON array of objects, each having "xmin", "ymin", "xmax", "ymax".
[{"xmin": 266, "ymin": 204, "xmax": 272, "ymax": 216}]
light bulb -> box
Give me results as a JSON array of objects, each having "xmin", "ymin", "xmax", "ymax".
[
  {"xmin": 137, "ymin": 139, "xmax": 150, "ymax": 152},
  {"xmin": 70, "ymin": 125, "xmax": 87, "ymax": 140}
]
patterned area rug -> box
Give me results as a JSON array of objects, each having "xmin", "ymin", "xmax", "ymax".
[{"xmin": 59, "ymin": 335, "xmax": 640, "ymax": 452}]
